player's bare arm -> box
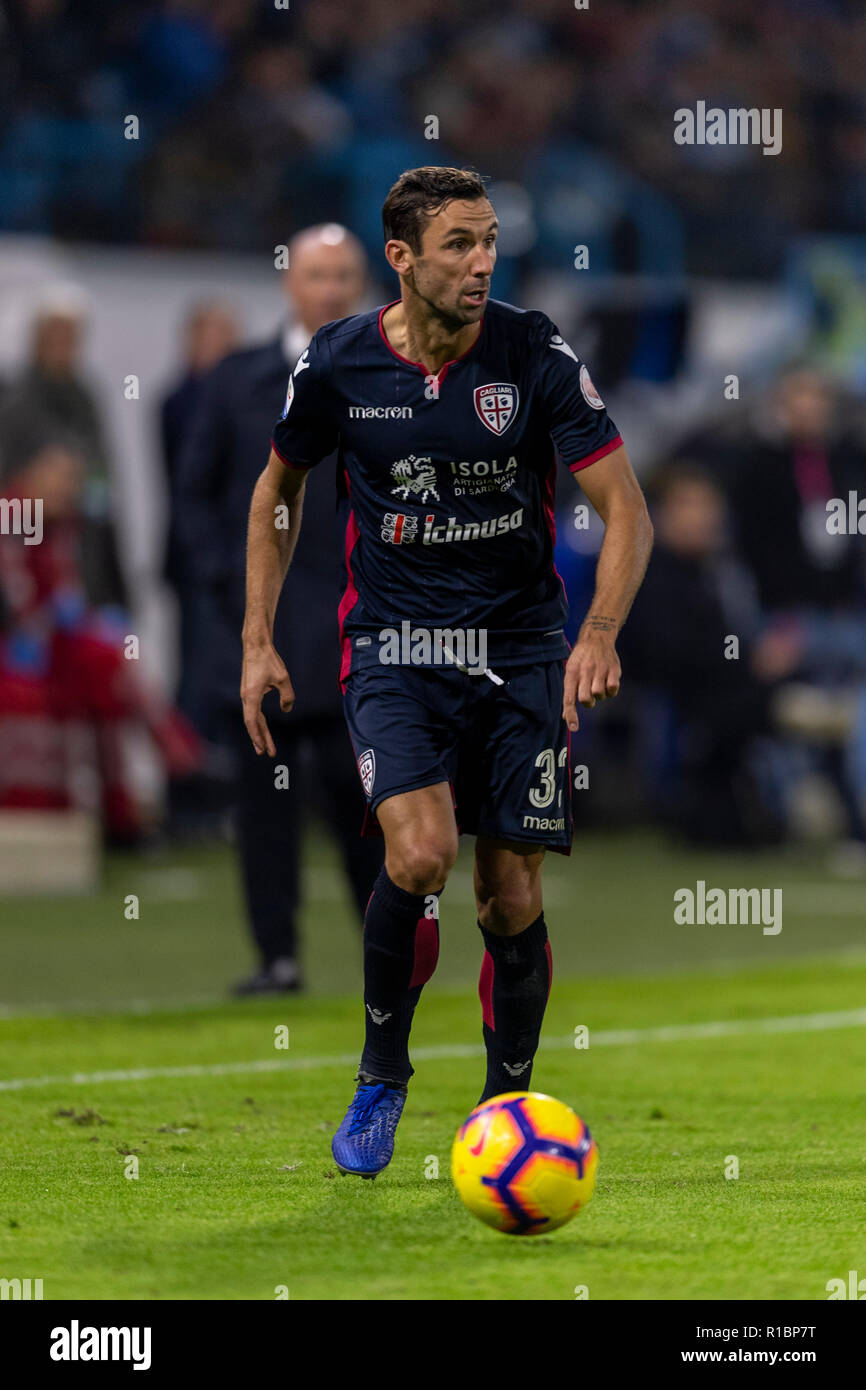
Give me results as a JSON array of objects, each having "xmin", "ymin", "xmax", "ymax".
[
  {"xmin": 563, "ymin": 445, "xmax": 653, "ymax": 732},
  {"xmin": 241, "ymin": 450, "xmax": 306, "ymax": 756}
]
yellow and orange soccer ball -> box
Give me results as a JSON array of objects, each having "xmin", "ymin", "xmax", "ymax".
[{"xmin": 451, "ymin": 1091, "xmax": 598, "ymax": 1235}]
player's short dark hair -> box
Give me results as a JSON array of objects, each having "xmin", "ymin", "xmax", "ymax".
[{"xmin": 382, "ymin": 167, "xmax": 489, "ymax": 253}]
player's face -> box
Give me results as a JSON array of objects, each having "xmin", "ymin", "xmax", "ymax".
[{"xmin": 411, "ymin": 199, "xmax": 498, "ymax": 328}]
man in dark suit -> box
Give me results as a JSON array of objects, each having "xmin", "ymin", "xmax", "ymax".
[
  {"xmin": 729, "ymin": 366, "xmax": 865, "ymax": 615},
  {"xmin": 622, "ymin": 463, "xmax": 778, "ymax": 845},
  {"xmin": 159, "ymin": 301, "xmax": 240, "ymax": 734},
  {"xmin": 176, "ymin": 224, "xmax": 384, "ymax": 993}
]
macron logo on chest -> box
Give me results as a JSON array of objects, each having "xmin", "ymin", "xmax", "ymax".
[{"xmin": 349, "ymin": 405, "xmax": 414, "ymax": 419}]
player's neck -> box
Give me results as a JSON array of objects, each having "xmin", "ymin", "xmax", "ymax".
[{"xmin": 383, "ymin": 298, "xmax": 481, "ymax": 377}]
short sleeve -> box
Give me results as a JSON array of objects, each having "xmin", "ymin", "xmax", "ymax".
[
  {"xmin": 270, "ymin": 328, "xmax": 338, "ymax": 470},
  {"xmin": 534, "ymin": 318, "xmax": 623, "ymax": 473}
]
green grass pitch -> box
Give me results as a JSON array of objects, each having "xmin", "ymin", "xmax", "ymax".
[{"xmin": 1, "ymin": 830, "xmax": 864, "ymax": 1300}]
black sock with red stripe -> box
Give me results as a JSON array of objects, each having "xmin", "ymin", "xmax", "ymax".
[
  {"xmin": 359, "ymin": 867, "xmax": 440, "ymax": 1085},
  {"xmin": 477, "ymin": 914, "xmax": 551, "ymax": 1103}
]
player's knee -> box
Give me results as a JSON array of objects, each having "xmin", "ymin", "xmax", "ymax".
[
  {"xmin": 388, "ymin": 838, "xmax": 457, "ymax": 894},
  {"xmin": 476, "ymin": 880, "xmax": 540, "ymax": 934}
]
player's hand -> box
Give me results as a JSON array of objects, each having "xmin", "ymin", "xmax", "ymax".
[
  {"xmin": 563, "ymin": 621, "xmax": 621, "ymax": 732},
  {"xmin": 240, "ymin": 642, "xmax": 295, "ymax": 755}
]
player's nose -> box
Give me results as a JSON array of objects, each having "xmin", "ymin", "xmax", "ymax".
[{"xmin": 469, "ymin": 245, "xmax": 494, "ymax": 276}]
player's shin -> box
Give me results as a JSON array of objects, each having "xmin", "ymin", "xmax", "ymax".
[
  {"xmin": 359, "ymin": 867, "xmax": 441, "ymax": 1085},
  {"xmin": 476, "ymin": 914, "xmax": 552, "ymax": 1103}
]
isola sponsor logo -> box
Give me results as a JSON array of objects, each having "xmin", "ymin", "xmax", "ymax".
[
  {"xmin": 349, "ymin": 405, "xmax": 413, "ymax": 419},
  {"xmin": 422, "ymin": 507, "xmax": 523, "ymax": 544},
  {"xmin": 448, "ymin": 457, "xmax": 517, "ymax": 478},
  {"xmin": 449, "ymin": 456, "xmax": 518, "ymax": 497}
]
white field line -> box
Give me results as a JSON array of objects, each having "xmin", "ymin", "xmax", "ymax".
[{"xmin": 1, "ymin": 1007, "xmax": 865, "ymax": 1093}]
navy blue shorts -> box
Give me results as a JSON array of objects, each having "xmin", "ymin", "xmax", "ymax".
[{"xmin": 342, "ymin": 660, "xmax": 572, "ymax": 853}]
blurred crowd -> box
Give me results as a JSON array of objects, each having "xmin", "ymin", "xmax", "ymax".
[
  {"xmin": 562, "ymin": 366, "xmax": 866, "ymax": 863},
  {"xmin": 2, "ymin": 0, "xmax": 865, "ymax": 275},
  {"xmin": 0, "ymin": 294, "xmax": 200, "ymax": 844},
  {"xmin": 0, "ymin": 230, "xmax": 389, "ymax": 992}
]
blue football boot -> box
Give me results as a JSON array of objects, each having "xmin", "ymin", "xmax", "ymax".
[{"xmin": 331, "ymin": 1074, "xmax": 408, "ymax": 1178}]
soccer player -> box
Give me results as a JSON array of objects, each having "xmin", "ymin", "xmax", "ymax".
[{"xmin": 241, "ymin": 167, "xmax": 653, "ymax": 1177}]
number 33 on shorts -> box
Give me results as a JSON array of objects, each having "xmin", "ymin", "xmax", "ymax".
[{"xmin": 528, "ymin": 745, "xmax": 569, "ymax": 812}]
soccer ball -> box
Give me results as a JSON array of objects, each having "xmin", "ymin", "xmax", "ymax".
[{"xmin": 451, "ymin": 1091, "xmax": 598, "ymax": 1235}]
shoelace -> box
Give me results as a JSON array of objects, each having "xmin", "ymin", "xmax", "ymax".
[{"xmin": 347, "ymin": 1083, "xmax": 395, "ymax": 1135}]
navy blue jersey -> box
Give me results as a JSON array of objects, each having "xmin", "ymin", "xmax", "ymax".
[{"xmin": 270, "ymin": 298, "xmax": 623, "ymax": 683}]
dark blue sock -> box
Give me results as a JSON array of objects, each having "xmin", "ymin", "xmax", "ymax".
[
  {"xmin": 477, "ymin": 913, "xmax": 551, "ymax": 1102},
  {"xmin": 360, "ymin": 867, "xmax": 440, "ymax": 1084}
]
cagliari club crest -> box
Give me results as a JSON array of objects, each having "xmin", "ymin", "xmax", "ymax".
[
  {"xmin": 357, "ymin": 748, "xmax": 376, "ymax": 798},
  {"xmin": 474, "ymin": 382, "xmax": 519, "ymax": 436}
]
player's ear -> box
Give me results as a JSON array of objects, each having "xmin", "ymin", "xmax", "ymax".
[{"xmin": 384, "ymin": 239, "xmax": 413, "ymax": 278}]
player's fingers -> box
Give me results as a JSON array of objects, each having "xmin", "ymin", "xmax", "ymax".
[
  {"xmin": 577, "ymin": 665, "xmax": 597, "ymax": 709},
  {"xmin": 257, "ymin": 713, "xmax": 276, "ymax": 758},
  {"xmin": 591, "ymin": 664, "xmax": 620, "ymax": 701},
  {"xmin": 241, "ymin": 706, "xmax": 262, "ymax": 754},
  {"xmin": 590, "ymin": 668, "xmax": 609, "ymax": 700},
  {"xmin": 562, "ymin": 663, "xmax": 578, "ymax": 708},
  {"xmin": 276, "ymin": 671, "xmax": 295, "ymax": 714},
  {"xmin": 562, "ymin": 663, "xmax": 580, "ymax": 732},
  {"xmin": 562, "ymin": 689, "xmax": 579, "ymax": 732},
  {"xmin": 242, "ymin": 701, "xmax": 275, "ymax": 757}
]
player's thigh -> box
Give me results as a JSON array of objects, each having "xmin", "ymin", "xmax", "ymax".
[
  {"xmin": 474, "ymin": 836, "xmax": 545, "ymax": 934},
  {"xmin": 470, "ymin": 661, "xmax": 572, "ymax": 854},
  {"xmin": 343, "ymin": 665, "xmax": 458, "ymax": 809},
  {"xmin": 377, "ymin": 782, "xmax": 459, "ymax": 891}
]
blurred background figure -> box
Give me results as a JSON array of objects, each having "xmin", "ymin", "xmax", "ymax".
[
  {"xmin": 175, "ymin": 223, "xmax": 385, "ymax": 995},
  {"xmin": 726, "ymin": 366, "xmax": 866, "ymax": 865},
  {"xmin": 0, "ymin": 442, "xmax": 199, "ymax": 843},
  {"xmin": 729, "ymin": 366, "xmax": 864, "ymax": 619},
  {"xmin": 159, "ymin": 299, "xmax": 240, "ymax": 733},
  {"xmin": 0, "ymin": 288, "xmax": 126, "ymax": 610},
  {"xmin": 0, "ymin": 289, "xmax": 106, "ymax": 482},
  {"xmin": 622, "ymin": 464, "xmax": 781, "ymax": 846}
]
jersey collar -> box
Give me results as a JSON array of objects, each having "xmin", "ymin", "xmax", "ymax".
[{"xmin": 377, "ymin": 298, "xmax": 485, "ymax": 389}]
